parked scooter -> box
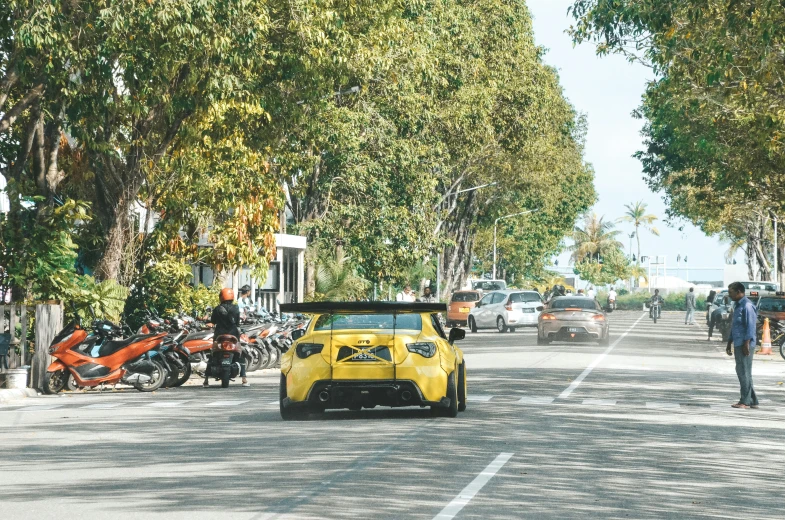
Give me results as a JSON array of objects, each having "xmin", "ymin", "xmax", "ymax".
[
  {"xmin": 44, "ymin": 319, "xmax": 171, "ymax": 394},
  {"xmin": 205, "ymin": 335, "xmax": 243, "ymax": 388}
]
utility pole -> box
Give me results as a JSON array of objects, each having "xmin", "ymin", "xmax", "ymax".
[{"xmin": 774, "ymin": 214, "xmax": 779, "ymax": 287}]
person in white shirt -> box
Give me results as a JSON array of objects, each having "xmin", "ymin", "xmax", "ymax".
[
  {"xmin": 608, "ymin": 288, "xmax": 618, "ymax": 310},
  {"xmin": 587, "ymin": 286, "xmax": 596, "ymax": 300},
  {"xmin": 396, "ymin": 285, "xmax": 416, "ymax": 302},
  {"xmin": 608, "ymin": 288, "xmax": 617, "ymax": 301}
]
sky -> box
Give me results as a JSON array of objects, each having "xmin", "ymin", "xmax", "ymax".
[{"xmin": 526, "ymin": 0, "xmax": 737, "ymax": 270}]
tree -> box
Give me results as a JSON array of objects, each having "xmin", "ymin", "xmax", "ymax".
[
  {"xmin": 570, "ymin": 213, "xmax": 623, "ymax": 265},
  {"xmin": 617, "ymin": 201, "xmax": 659, "ymax": 268},
  {"xmin": 574, "ymin": 247, "xmax": 635, "ymax": 287}
]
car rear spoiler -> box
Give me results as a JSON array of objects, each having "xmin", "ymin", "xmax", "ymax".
[{"xmin": 279, "ymin": 302, "xmax": 447, "ymax": 314}]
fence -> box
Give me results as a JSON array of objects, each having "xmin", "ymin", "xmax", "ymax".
[{"xmin": 0, "ymin": 303, "xmax": 62, "ymax": 391}]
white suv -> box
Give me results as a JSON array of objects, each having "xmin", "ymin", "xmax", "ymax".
[{"xmin": 468, "ymin": 290, "xmax": 544, "ymax": 333}]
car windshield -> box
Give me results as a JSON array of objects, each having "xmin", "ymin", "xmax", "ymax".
[
  {"xmin": 758, "ymin": 298, "xmax": 785, "ymax": 312},
  {"xmin": 451, "ymin": 292, "xmax": 480, "ymax": 303},
  {"xmin": 472, "ymin": 281, "xmax": 507, "ymax": 291},
  {"xmin": 742, "ymin": 282, "xmax": 777, "ymax": 292},
  {"xmin": 550, "ymin": 298, "xmax": 597, "ymax": 310},
  {"xmin": 509, "ymin": 292, "xmax": 541, "ymax": 303},
  {"xmin": 313, "ymin": 313, "xmax": 422, "ymax": 331}
]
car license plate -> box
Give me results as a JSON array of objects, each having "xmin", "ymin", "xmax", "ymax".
[
  {"xmin": 221, "ymin": 359, "xmax": 232, "ymax": 366},
  {"xmin": 460, "ymin": 307, "xmax": 470, "ymax": 313},
  {"xmin": 568, "ymin": 327, "xmax": 581, "ymax": 333}
]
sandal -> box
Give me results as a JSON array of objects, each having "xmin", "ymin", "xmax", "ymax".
[
  {"xmin": 750, "ymin": 405, "xmax": 759, "ymax": 409},
  {"xmin": 731, "ymin": 403, "xmax": 749, "ymax": 409}
]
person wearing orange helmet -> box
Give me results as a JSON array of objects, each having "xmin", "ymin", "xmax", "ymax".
[{"xmin": 204, "ymin": 287, "xmax": 249, "ymax": 387}]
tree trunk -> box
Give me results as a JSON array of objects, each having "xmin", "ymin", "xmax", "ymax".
[{"xmin": 93, "ymin": 198, "xmax": 133, "ymax": 281}]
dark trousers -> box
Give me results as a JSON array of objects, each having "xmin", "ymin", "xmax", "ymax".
[
  {"xmin": 734, "ymin": 345, "xmax": 758, "ymax": 406},
  {"xmin": 708, "ymin": 314, "xmax": 721, "ymax": 339}
]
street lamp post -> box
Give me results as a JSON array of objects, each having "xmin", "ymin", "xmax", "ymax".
[
  {"xmin": 493, "ymin": 209, "xmax": 540, "ymax": 280},
  {"xmin": 628, "ymin": 232, "xmax": 635, "ymax": 290}
]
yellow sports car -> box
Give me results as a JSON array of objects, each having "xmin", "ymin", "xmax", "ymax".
[{"xmin": 278, "ymin": 302, "xmax": 467, "ymax": 419}]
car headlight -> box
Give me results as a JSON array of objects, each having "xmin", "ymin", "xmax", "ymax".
[
  {"xmin": 295, "ymin": 343, "xmax": 324, "ymax": 359},
  {"xmin": 406, "ymin": 342, "xmax": 436, "ymax": 358}
]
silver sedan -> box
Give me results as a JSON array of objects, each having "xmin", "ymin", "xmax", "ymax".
[{"xmin": 537, "ymin": 296, "xmax": 610, "ymax": 345}]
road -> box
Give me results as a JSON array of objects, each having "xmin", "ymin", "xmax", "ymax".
[{"xmin": 2, "ymin": 311, "xmax": 784, "ymax": 519}]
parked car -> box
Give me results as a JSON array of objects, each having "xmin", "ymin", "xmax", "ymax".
[
  {"xmin": 447, "ymin": 290, "xmax": 482, "ymax": 327},
  {"xmin": 756, "ymin": 293, "xmax": 785, "ymax": 323},
  {"xmin": 537, "ymin": 296, "xmax": 610, "ymax": 345},
  {"xmin": 471, "ymin": 279, "xmax": 507, "ymax": 293},
  {"xmin": 739, "ymin": 281, "xmax": 779, "ymax": 303},
  {"xmin": 468, "ymin": 290, "xmax": 544, "ymax": 333}
]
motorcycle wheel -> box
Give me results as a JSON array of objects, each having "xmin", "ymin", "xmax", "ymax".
[
  {"xmin": 267, "ymin": 345, "xmax": 281, "ymax": 369},
  {"xmin": 43, "ymin": 370, "xmax": 67, "ymax": 395},
  {"xmin": 165, "ymin": 352, "xmax": 192, "ymax": 388},
  {"xmin": 134, "ymin": 360, "xmax": 167, "ymax": 392},
  {"xmin": 780, "ymin": 338, "xmax": 785, "ymax": 361},
  {"xmin": 221, "ymin": 366, "xmax": 231, "ymax": 388},
  {"xmin": 66, "ymin": 373, "xmax": 80, "ymax": 392},
  {"xmin": 246, "ymin": 346, "xmax": 264, "ymax": 372}
]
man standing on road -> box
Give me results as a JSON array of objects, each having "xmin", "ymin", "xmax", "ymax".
[
  {"xmin": 685, "ymin": 287, "xmax": 697, "ymax": 325},
  {"xmin": 726, "ymin": 282, "xmax": 759, "ymax": 409},
  {"xmin": 587, "ymin": 286, "xmax": 596, "ymax": 300},
  {"xmin": 418, "ymin": 286, "xmax": 438, "ymax": 303},
  {"xmin": 396, "ymin": 285, "xmax": 416, "ymax": 302}
]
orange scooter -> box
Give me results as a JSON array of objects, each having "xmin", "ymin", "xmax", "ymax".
[{"xmin": 44, "ymin": 319, "xmax": 170, "ymax": 394}]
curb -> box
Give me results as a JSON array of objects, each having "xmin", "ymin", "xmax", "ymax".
[{"xmin": 0, "ymin": 388, "xmax": 40, "ymax": 404}]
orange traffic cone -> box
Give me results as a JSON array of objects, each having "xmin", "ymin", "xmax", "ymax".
[{"xmin": 760, "ymin": 317, "xmax": 773, "ymax": 355}]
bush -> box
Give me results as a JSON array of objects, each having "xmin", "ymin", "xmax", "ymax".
[{"xmin": 599, "ymin": 291, "xmax": 706, "ymax": 311}]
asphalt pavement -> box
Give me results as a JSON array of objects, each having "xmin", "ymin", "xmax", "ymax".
[{"xmin": 1, "ymin": 310, "xmax": 784, "ymax": 519}]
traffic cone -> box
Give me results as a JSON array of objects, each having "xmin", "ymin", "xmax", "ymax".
[{"xmin": 760, "ymin": 317, "xmax": 773, "ymax": 355}]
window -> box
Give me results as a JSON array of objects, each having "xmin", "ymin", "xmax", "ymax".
[
  {"xmin": 491, "ymin": 293, "xmax": 506, "ymax": 304},
  {"xmin": 509, "ymin": 292, "xmax": 541, "ymax": 304},
  {"xmin": 451, "ymin": 292, "xmax": 480, "ymax": 303},
  {"xmin": 479, "ymin": 294, "xmax": 494, "ymax": 306},
  {"xmin": 472, "ymin": 280, "xmax": 507, "ymax": 291},
  {"xmin": 758, "ymin": 299, "xmax": 785, "ymax": 313},
  {"xmin": 431, "ymin": 313, "xmax": 447, "ymax": 339},
  {"xmin": 550, "ymin": 298, "xmax": 597, "ymax": 310},
  {"xmin": 314, "ymin": 314, "xmax": 422, "ymax": 331}
]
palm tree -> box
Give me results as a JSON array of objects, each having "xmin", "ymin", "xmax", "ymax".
[
  {"xmin": 312, "ymin": 248, "xmax": 371, "ymax": 301},
  {"xmin": 617, "ymin": 201, "xmax": 660, "ymax": 266},
  {"xmin": 570, "ymin": 213, "xmax": 623, "ymax": 264}
]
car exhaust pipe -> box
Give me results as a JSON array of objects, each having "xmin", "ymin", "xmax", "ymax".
[
  {"xmin": 318, "ymin": 390, "xmax": 330, "ymax": 403},
  {"xmin": 401, "ymin": 390, "xmax": 412, "ymax": 402}
]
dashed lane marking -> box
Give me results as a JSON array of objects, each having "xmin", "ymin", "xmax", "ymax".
[
  {"xmin": 518, "ymin": 396, "xmax": 555, "ymax": 405},
  {"xmin": 81, "ymin": 403, "xmax": 124, "ymax": 409},
  {"xmin": 146, "ymin": 400, "xmax": 191, "ymax": 408},
  {"xmin": 646, "ymin": 402, "xmax": 681, "ymax": 410},
  {"xmin": 17, "ymin": 404, "xmax": 63, "ymax": 412},
  {"xmin": 467, "ymin": 395, "xmax": 494, "ymax": 402},
  {"xmin": 582, "ymin": 398, "xmax": 617, "ymax": 406},
  {"xmin": 204, "ymin": 400, "xmax": 248, "ymax": 407},
  {"xmin": 433, "ymin": 452, "xmax": 514, "ymax": 520},
  {"xmin": 558, "ymin": 312, "xmax": 647, "ymax": 400}
]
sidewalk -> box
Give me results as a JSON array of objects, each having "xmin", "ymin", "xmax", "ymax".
[{"xmin": 0, "ymin": 388, "xmax": 40, "ymax": 404}]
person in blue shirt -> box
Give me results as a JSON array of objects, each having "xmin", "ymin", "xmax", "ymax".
[{"xmin": 726, "ymin": 281, "xmax": 759, "ymax": 409}]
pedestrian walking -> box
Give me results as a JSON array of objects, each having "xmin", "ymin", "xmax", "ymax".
[
  {"xmin": 684, "ymin": 287, "xmax": 697, "ymax": 325},
  {"xmin": 707, "ymin": 295, "xmax": 730, "ymax": 340},
  {"xmin": 587, "ymin": 286, "xmax": 596, "ymax": 300},
  {"xmin": 726, "ymin": 281, "xmax": 759, "ymax": 409}
]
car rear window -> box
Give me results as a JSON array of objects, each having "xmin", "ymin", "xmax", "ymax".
[
  {"xmin": 451, "ymin": 292, "xmax": 480, "ymax": 303},
  {"xmin": 472, "ymin": 281, "xmax": 507, "ymax": 291},
  {"xmin": 509, "ymin": 292, "xmax": 541, "ymax": 303},
  {"xmin": 742, "ymin": 282, "xmax": 777, "ymax": 292},
  {"xmin": 758, "ymin": 298, "xmax": 785, "ymax": 312},
  {"xmin": 314, "ymin": 313, "xmax": 422, "ymax": 331},
  {"xmin": 550, "ymin": 298, "xmax": 597, "ymax": 310}
]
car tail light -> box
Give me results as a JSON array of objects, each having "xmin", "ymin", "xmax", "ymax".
[
  {"xmin": 221, "ymin": 341, "xmax": 234, "ymax": 350},
  {"xmin": 592, "ymin": 315, "xmax": 605, "ymax": 321},
  {"xmin": 541, "ymin": 313, "xmax": 556, "ymax": 320},
  {"xmin": 505, "ymin": 304, "xmax": 513, "ymax": 311},
  {"xmin": 406, "ymin": 342, "xmax": 436, "ymax": 358},
  {"xmin": 296, "ymin": 343, "xmax": 324, "ymax": 359}
]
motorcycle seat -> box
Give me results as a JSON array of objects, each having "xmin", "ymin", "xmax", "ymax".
[
  {"xmin": 97, "ymin": 335, "xmax": 153, "ymax": 357},
  {"xmin": 185, "ymin": 330, "xmax": 213, "ymax": 341}
]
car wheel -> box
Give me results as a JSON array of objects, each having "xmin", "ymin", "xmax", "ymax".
[
  {"xmin": 599, "ymin": 332, "xmax": 610, "ymax": 346},
  {"xmin": 432, "ymin": 371, "xmax": 459, "ymax": 418},
  {"xmin": 279, "ymin": 373, "xmax": 305, "ymax": 421},
  {"xmin": 537, "ymin": 335, "xmax": 547, "ymax": 345},
  {"xmin": 496, "ymin": 316, "xmax": 507, "ymax": 333},
  {"xmin": 468, "ymin": 316, "xmax": 478, "ymax": 333},
  {"xmin": 457, "ymin": 362, "xmax": 467, "ymax": 412},
  {"xmin": 508, "ymin": 327, "xmax": 516, "ymax": 333}
]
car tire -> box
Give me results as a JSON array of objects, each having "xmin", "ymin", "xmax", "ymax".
[
  {"xmin": 457, "ymin": 362, "xmax": 467, "ymax": 412},
  {"xmin": 537, "ymin": 335, "xmax": 547, "ymax": 345},
  {"xmin": 468, "ymin": 316, "xmax": 478, "ymax": 333},
  {"xmin": 432, "ymin": 371, "xmax": 459, "ymax": 418},
  {"xmin": 279, "ymin": 373, "xmax": 305, "ymax": 421},
  {"xmin": 496, "ymin": 317, "xmax": 507, "ymax": 333},
  {"xmin": 508, "ymin": 327, "xmax": 516, "ymax": 333},
  {"xmin": 599, "ymin": 332, "xmax": 610, "ymax": 346}
]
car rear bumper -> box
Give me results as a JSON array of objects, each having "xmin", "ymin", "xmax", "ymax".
[
  {"xmin": 540, "ymin": 322, "xmax": 605, "ymax": 341},
  {"xmin": 508, "ymin": 312, "xmax": 539, "ymax": 326},
  {"xmin": 282, "ymin": 379, "xmax": 450, "ymax": 411}
]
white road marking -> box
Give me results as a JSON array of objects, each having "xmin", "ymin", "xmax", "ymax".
[
  {"xmin": 518, "ymin": 396, "xmax": 554, "ymax": 405},
  {"xmin": 582, "ymin": 399, "xmax": 617, "ymax": 406},
  {"xmin": 646, "ymin": 402, "xmax": 681, "ymax": 410},
  {"xmin": 82, "ymin": 403, "xmax": 124, "ymax": 409},
  {"xmin": 558, "ymin": 312, "xmax": 647, "ymax": 399},
  {"xmin": 433, "ymin": 452, "xmax": 514, "ymax": 520},
  {"xmin": 17, "ymin": 404, "xmax": 63, "ymax": 411},
  {"xmin": 205, "ymin": 400, "xmax": 248, "ymax": 407},
  {"xmin": 147, "ymin": 400, "xmax": 190, "ymax": 408},
  {"xmin": 467, "ymin": 395, "xmax": 494, "ymax": 402}
]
